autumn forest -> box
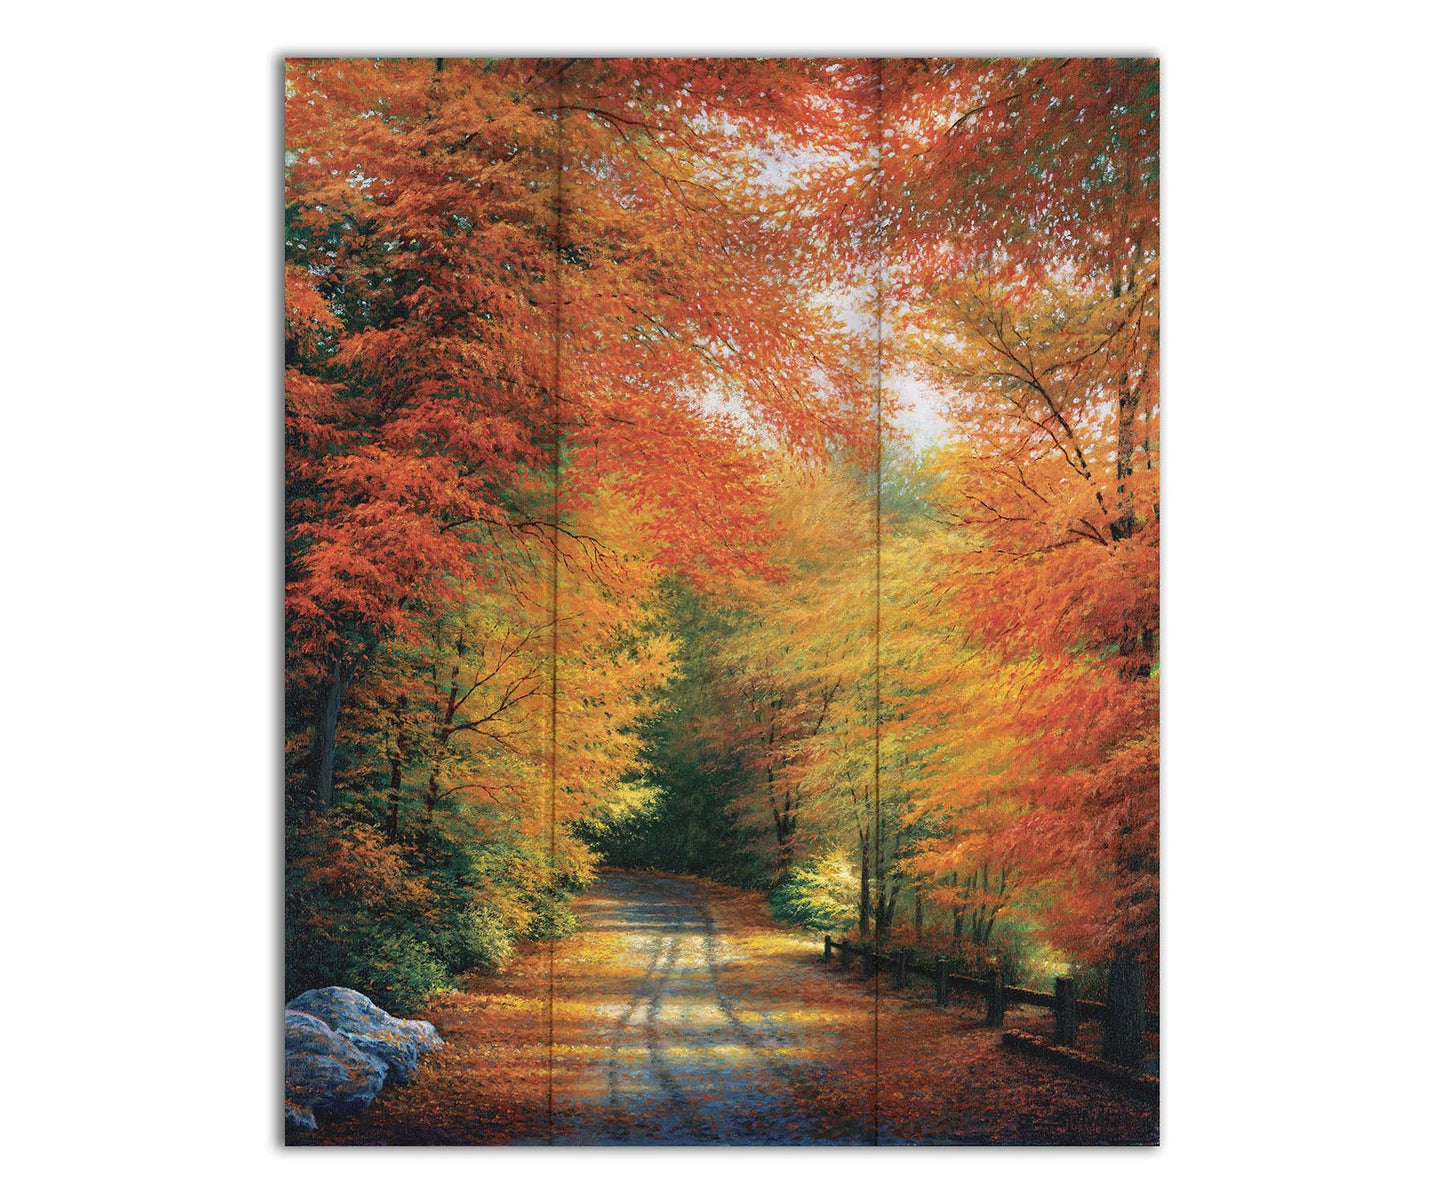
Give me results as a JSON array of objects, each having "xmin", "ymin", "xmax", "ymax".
[{"xmin": 285, "ymin": 56, "xmax": 1159, "ymax": 1143}]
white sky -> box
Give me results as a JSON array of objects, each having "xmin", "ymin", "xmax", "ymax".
[{"xmin": 890, "ymin": 371, "xmax": 950, "ymax": 449}]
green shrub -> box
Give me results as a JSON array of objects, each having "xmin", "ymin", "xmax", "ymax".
[
  {"xmin": 357, "ymin": 930, "xmax": 452, "ymax": 1014},
  {"xmin": 769, "ymin": 851, "xmax": 856, "ymax": 932},
  {"xmin": 526, "ymin": 895, "xmax": 580, "ymax": 941},
  {"xmin": 444, "ymin": 904, "xmax": 515, "ymax": 972},
  {"xmin": 286, "ymin": 909, "xmax": 451, "ymax": 1015}
]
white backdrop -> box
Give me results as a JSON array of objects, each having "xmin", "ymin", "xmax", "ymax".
[{"xmin": 4, "ymin": 2, "xmax": 1441, "ymax": 1199}]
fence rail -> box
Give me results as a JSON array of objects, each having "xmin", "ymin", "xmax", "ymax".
[{"xmin": 822, "ymin": 934, "xmax": 1159, "ymax": 1069}]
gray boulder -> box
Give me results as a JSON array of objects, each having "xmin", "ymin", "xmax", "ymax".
[
  {"xmin": 284, "ymin": 1009, "xmax": 387, "ymax": 1125},
  {"xmin": 286, "ymin": 986, "xmax": 443, "ymax": 1084}
]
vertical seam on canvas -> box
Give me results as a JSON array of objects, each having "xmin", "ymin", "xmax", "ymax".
[
  {"xmin": 871, "ymin": 55, "xmax": 886, "ymax": 1149},
  {"xmin": 548, "ymin": 58, "xmax": 565, "ymax": 1146}
]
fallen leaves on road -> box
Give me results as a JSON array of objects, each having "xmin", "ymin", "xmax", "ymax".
[{"xmin": 295, "ymin": 872, "xmax": 1158, "ymax": 1145}]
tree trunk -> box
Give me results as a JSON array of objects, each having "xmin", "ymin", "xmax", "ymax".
[
  {"xmin": 1110, "ymin": 373, "xmax": 1140, "ymax": 542},
  {"xmin": 420, "ymin": 642, "xmax": 463, "ymax": 857},
  {"xmin": 308, "ymin": 656, "xmax": 356, "ymax": 810},
  {"xmin": 385, "ymin": 748, "xmax": 402, "ymax": 841},
  {"xmin": 878, "ymin": 881, "xmax": 900, "ymax": 936},
  {"xmin": 774, "ymin": 788, "xmax": 797, "ymax": 880},
  {"xmin": 765, "ymin": 718, "xmax": 792, "ymax": 880},
  {"xmin": 419, "ymin": 771, "xmax": 438, "ymax": 854},
  {"xmin": 857, "ymin": 830, "xmax": 871, "ymax": 937}
]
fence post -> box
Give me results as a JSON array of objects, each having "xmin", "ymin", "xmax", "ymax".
[
  {"xmin": 934, "ymin": 957, "xmax": 949, "ymax": 1005},
  {"xmin": 840, "ymin": 940, "xmax": 853, "ymax": 970},
  {"xmin": 1054, "ymin": 975, "xmax": 1078, "ymax": 1046},
  {"xmin": 824, "ymin": 933, "xmax": 832, "ymax": 961},
  {"xmin": 861, "ymin": 944, "xmax": 875, "ymax": 978},
  {"xmin": 985, "ymin": 968, "xmax": 1006, "ymax": 1026},
  {"xmin": 1102, "ymin": 955, "xmax": 1146, "ymax": 1068},
  {"xmin": 892, "ymin": 949, "xmax": 908, "ymax": 989}
]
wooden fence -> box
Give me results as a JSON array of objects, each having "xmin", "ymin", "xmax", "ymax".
[{"xmin": 822, "ymin": 934, "xmax": 1159, "ymax": 1070}]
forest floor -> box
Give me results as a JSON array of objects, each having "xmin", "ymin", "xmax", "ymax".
[{"xmin": 295, "ymin": 870, "xmax": 1158, "ymax": 1146}]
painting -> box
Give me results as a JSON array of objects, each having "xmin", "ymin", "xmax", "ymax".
[{"xmin": 284, "ymin": 57, "xmax": 1160, "ymax": 1145}]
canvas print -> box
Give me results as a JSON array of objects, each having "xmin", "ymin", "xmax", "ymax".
[{"xmin": 285, "ymin": 56, "xmax": 1160, "ymax": 1145}]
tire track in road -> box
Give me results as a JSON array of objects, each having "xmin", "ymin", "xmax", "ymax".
[
  {"xmin": 639, "ymin": 935, "xmax": 712, "ymax": 1142},
  {"xmin": 602, "ymin": 930, "xmax": 665, "ymax": 1116},
  {"xmin": 598, "ymin": 909, "xmax": 712, "ymax": 1142}
]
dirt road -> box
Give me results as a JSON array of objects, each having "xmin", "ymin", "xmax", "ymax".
[
  {"xmin": 301, "ymin": 871, "xmax": 1157, "ymax": 1145},
  {"xmin": 550, "ymin": 871, "xmax": 872, "ymax": 1143}
]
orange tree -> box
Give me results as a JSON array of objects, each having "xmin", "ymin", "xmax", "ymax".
[{"xmin": 887, "ymin": 59, "xmax": 1160, "ymax": 970}]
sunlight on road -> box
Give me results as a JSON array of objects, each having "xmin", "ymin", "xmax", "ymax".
[{"xmin": 550, "ymin": 873, "xmax": 874, "ymax": 1144}]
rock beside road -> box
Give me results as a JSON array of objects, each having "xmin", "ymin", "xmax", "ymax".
[
  {"xmin": 286, "ymin": 986, "xmax": 444, "ymax": 1083},
  {"xmin": 285, "ymin": 989, "xmax": 444, "ymax": 1131},
  {"xmin": 285, "ymin": 1009, "xmax": 387, "ymax": 1125}
]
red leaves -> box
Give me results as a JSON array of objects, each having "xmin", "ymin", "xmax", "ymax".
[{"xmin": 285, "ymin": 58, "xmax": 872, "ymax": 676}]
